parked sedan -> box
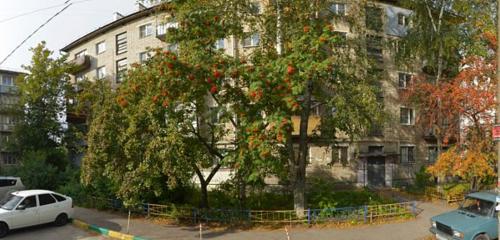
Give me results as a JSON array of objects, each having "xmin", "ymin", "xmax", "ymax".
[{"xmin": 0, "ymin": 190, "xmax": 74, "ymax": 238}]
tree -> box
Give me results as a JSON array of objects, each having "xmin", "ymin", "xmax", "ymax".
[
  {"xmin": 10, "ymin": 42, "xmax": 72, "ymax": 188},
  {"xmin": 85, "ymin": 0, "xmax": 382, "ymax": 211}
]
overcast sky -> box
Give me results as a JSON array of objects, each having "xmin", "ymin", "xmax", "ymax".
[{"xmin": 0, "ymin": 0, "xmax": 139, "ymax": 70}]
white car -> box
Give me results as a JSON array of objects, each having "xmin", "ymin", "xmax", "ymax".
[
  {"xmin": 0, "ymin": 177, "xmax": 24, "ymax": 198},
  {"xmin": 0, "ymin": 190, "xmax": 74, "ymax": 238}
]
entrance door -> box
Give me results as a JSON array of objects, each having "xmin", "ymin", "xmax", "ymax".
[{"xmin": 367, "ymin": 157, "xmax": 385, "ymax": 187}]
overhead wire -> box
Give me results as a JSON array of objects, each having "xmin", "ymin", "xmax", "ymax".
[{"xmin": 0, "ymin": 1, "xmax": 74, "ymax": 66}]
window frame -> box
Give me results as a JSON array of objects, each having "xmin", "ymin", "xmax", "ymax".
[
  {"xmin": 38, "ymin": 193, "xmax": 57, "ymax": 206},
  {"xmin": 1, "ymin": 75, "xmax": 14, "ymax": 86},
  {"xmin": 331, "ymin": 3, "xmax": 346, "ymax": 16},
  {"xmin": 242, "ymin": 33, "xmax": 260, "ymax": 48},
  {"xmin": 139, "ymin": 52, "xmax": 151, "ymax": 63},
  {"xmin": 139, "ymin": 23, "xmax": 153, "ymax": 38},
  {"xmin": 397, "ymin": 13, "xmax": 408, "ymax": 27},
  {"xmin": 95, "ymin": 41, "xmax": 106, "ymax": 55},
  {"xmin": 400, "ymin": 145, "xmax": 415, "ymax": 164},
  {"xmin": 115, "ymin": 32, "xmax": 128, "ymax": 55},
  {"xmin": 400, "ymin": 107, "xmax": 415, "ymax": 125},
  {"xmin": 74, "ymin": 49, "xmax": 87, "ymax": 59},
  {"xmin": 398, "ymin": 72, "xmax": 412, "ymax": 89},
  {"xmin": 116, "ymin": 58, "xmax": 128, "ymax": 83},
  {"xmin": 96, "ymin": 66, "xmax": 106, "ymax": 80}
]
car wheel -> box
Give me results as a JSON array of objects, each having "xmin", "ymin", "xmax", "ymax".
[
  {"xmin": 474, "ymin": 234, "xmax": 490, "ymax": 240},
  {"xmin": 54, "ymin": 213, "xmax": 68, "ymax": 226},
  {"xmin": 0, "ymin": 222, "xmax": 9, "ymax": 238}
]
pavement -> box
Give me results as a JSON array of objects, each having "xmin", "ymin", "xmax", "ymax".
[
  {"xmin": 74, "ymin": 200, "xmax": 453, "ymax": 240},
  {"xmin": 7, "ymin": 222, "xmax": 108, "ymax": 240}
]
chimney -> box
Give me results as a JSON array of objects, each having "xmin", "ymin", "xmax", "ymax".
[
  {"xmin": 113, "ymin": 12, "xmax": 124, "ymax": 21},
  {"xmin": 137, "ymin": 2, "xmax": 147, "ymax": 11}
]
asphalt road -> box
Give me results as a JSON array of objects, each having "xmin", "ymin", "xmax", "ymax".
[{"xmin": 5, "ymin": 223, "xmax": 107, "ymax": 240}]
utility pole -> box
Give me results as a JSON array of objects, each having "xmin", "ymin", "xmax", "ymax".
[{"xmin": 496, "ymin": 0, "xmax": 500, "ymax": 234}]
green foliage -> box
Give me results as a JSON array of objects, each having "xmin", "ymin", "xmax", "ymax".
[
  {"xmin": 414, "ymin": 166, "xmax": 435, "ymax": 190},
  {"xmin": 443, "ymin": 183, "xmax": 470, "ymax": 197},
  {"xmin": 307, "ymin": 179, "xmax": 391, "ymax": 209}
]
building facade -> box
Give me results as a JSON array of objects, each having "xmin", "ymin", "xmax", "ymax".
[
  {"xmin": 0, "ymin": 68, "xmax": 21, "ymax": 167},
  {"xmin": 61, "ymin": 1, "xmax": 437, "ymax": 188}
]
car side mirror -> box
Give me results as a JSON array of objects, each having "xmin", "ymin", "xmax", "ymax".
[{"xmin": 16, "ymin": 205, "xmax": 26, "ymax": 211}]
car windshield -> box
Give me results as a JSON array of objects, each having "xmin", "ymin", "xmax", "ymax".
[
  {"xmin": 0, "ymin": 194, "xmax": 22, "ymax": 210},
  {"xmin": 459, "ymin": 197, "xmax": 494, "ymax": 216}
]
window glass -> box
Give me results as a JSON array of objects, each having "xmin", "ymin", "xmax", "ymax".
[
  {"xmin": 0, "ymin": 179, "xmax": 15, "ymax": 187},
  {"xmin": 0, "ymin": 194, "xmax": 22, "ymax": 210},
  {"xmin": 242, "ymin": 33, "xmax": 260, "ymax": 47},
  {"xmin": 96, "ymin": 66, "xmax": 106, "ymax": 80},
  {"xmin": 51, "ymin": 194, "xmax": 66, "ymax": 202},
  {"xmin": 400, "ymin": 146, "xmax": 415, "ymax": 163},
  {"xmin": 1, "ymin": 75, "xmax": 13, "ymax": 86},
  {"xmin": 331, "ymin": 3, "xmax": 346, "ymax": 16},
  {"xmin": 139, "ymin": 23, "xmax": 153, "ymax": 38},
  {"xmin": 116, "ymin": 58, "xmax": 128, "ymax": 83},
  {"xmin": 400, "ymin": 107, "xmax": 414, "ymax": 125},
  {"xmin": 398, "ymin": 73, "xmax": 412, "ymax": 89},
  {"xmin": 75, "ymin": 50, "xmax": 87, "ymax": 59},
  {"xmin": 19, "ymin": 196, "xmax": 37, "ymax": 209},
  {"xmin": 96, "ymin": 41, "xmax": 106, "ymax": 54},
  {"xmin": 38, "ymin": 194, "xmax": 56, "ymax": 206}
]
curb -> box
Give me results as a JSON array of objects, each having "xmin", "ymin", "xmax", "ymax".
[{"xmin": 72, "ymin": 219, "xmax": 149, "ymax": 240}]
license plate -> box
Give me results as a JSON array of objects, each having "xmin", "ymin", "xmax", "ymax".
[{"xmin": 436, "ymin": 234, "xmax": 447, "ymax": 240}]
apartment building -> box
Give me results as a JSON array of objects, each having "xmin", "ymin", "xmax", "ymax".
[
  {"xmin": 61, "ymin": 1, "xmax": 437, "ymax": 188},
  {"xmin": 0, "ymin": 68, "xmax": 21, "ymax": 167}
]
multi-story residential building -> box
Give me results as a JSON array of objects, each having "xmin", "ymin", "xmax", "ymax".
[
  {"xmin": 0, "ymin": 68, "xmax": 21, "ymax": 167},
  {"xmin": 61, "ymin": 1, "xmax": 437, "ymax": 188}
]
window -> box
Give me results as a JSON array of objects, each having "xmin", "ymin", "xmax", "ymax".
[
  {"xmin": 332, "ymin": 146, "xmax": 349, "ymax": 166},
  {"xmin": 116, "ymin": 58, "xmax": 128, "ymax": 83},
  {"xmin": 330, "ymin": 3, "xmax": 346, "ymax": 16},
  {"xmin": 116, "ymin": 32, "xmax": 127, "ymax": 55},
  {"xmin": 139, "ymin": 52, "xmax": 151, "ymax": 63},
  {"xmin": 1, "ymin": 75, "xmax": 13, "ymax": 86},
  {"xmin": 398, "ymin": 13, "xmax": 408, "ymax": 27},
  {"xmin": 19, "ymin": 196, "xmax": 36, "ymax": 209},
  {"xmin": 428, "ymin": 146, "xmax": 438, "ymax": 163},
  {"xmin": 96, "ymin": 66, "xmax": 106, "ymax": 80},
  {"xmin": 2, "ymin": 153, "xmax": 16, "ymax": 165},
  {"xmin": 365, "ymin": 7, "xmax": 383, "ymax": 31},
  {"xmin": 214, "ymin": 39, "xmax": 225, "ymax": 50},
  {"xmin": 38, "ymin": 194, "xmax": 56, "ymax": 206},
  {"xmin": 367, "ymin": 35, "xmax": 383, "ymax": 63},
  {"xmin": 400, "ymin": 107, "xmax": 415, "ymax": 125},
  {"xmin": 157, "ymin": 21, "xmax": 178, "ymax": 36},
  {"xmin": 242, "ymin": 33, "xmax": 260, "ymax": 48},
  {"xmin": 400, "ymin": 146, "xmax": 415, "ymax": 163},
  {"xmin": 0, "ymin": 179, "xmax": 16, "ymax": 187},
  {"xmin": 51, "ymin": 194, "xmax": 67, "ymax": 202},
  {"xmin": 75, "ymin": 49, "xmax": 87, "ymax": 59},
  {"xmin": 398, "ymin": 72, "xmax": 412, "ymax": 89},
  {"xmin": 96, "ymin": 41, "xmax": 106, "ymax": 54},
  {"xmin": 75, "ymin": 73, "xmax": 85, "ymax": 82},
  {"xmin": 139, "ymin": 23, "xmax": 153, "ymax": 38}
]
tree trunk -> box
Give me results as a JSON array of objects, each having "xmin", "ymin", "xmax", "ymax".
[
  {"xmin": 200, "ymin": 181, "xmax": 209, "ymax": 209},
  {"xmin": 294, "ymin": 79, "xmax": 313, "ymax": 217}
]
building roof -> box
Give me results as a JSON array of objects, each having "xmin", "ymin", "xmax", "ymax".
[
  {"xmin": 60, "ymin": 6, "xmax": 157, "ymax": 52},
  {"xmin": 0, "ymin": 67, "xmax": 25, "ymax": 75}
]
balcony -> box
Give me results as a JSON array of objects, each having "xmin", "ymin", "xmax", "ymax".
[
  {"xmin": 68, "ymin": 55, "xmax": 91, "ymax": 74},
  {"xmin": 0, "ymin": 124, "xmax": 14, "ymax": 132}
]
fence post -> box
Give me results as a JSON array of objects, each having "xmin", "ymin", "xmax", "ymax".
[
  {"xmin": 192, "ymin": 208, "xmax": 197, "ymax": 224},
  {"xmin": 411, "ymin": 201, "xmax": 417, "ymax": 216},
  {"xmin": 247, "ymin": 210, "xmax": 251, "ymax": 224},
  {"xmin": 363, "ymin": 205, "xmax": 368, "ymax": 223},
  {"xmin": 307, "ymin": 209, "xmax": 311, "ymax": 225}
]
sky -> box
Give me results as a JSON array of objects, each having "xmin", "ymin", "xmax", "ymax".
[{"xmin": 0, "ymin": 0, "xmax": 140, "ymax": 70}]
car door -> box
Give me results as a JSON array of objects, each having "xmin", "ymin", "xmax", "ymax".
[
  {"xmin": 10, "ymin": 195, "xmax": 39, "ymax": 229},
  {"xmin": 37, "ymin": 194, "xmax": 59, "ymax": 224}
]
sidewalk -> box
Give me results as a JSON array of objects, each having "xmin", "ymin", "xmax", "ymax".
[{"xmin": 75, "ymin": 201, "xmax": 453, "ymax": 240}]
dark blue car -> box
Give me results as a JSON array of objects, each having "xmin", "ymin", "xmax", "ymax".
[{"xmin": 430, "ymin": 192, "xmax": 498, "ymax": 240}]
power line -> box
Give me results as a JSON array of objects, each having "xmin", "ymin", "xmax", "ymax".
[
  {"xmin": 0, "ymin": 0, "xmax": 97, "ymax": 24},
  {"xmin": 0, "ymin": 3, "xmax": 70, "ymax": 24},
  {"xmin": 0, "ymin": 1, "xmax": 73, "ymax": 66}
]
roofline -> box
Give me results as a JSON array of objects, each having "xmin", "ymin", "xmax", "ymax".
[
  {"xmin": 0, "ymin": 67, "xmax": 26, "ymax": 75},
  {"xmin": 60, "ymin": 6, "xmax": 159, "ymax": 52}
]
